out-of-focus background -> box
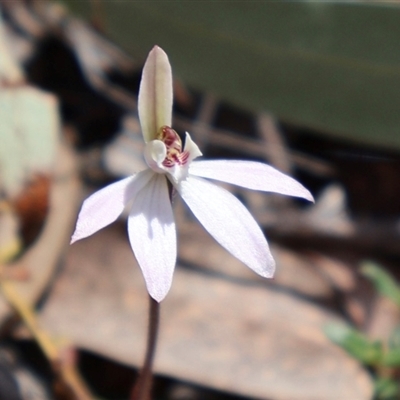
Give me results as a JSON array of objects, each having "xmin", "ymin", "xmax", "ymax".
[{"xmin": 1, "ymin": 1, "xmax": 400, "ymax": 399}]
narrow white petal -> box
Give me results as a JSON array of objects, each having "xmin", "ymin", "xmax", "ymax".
[
  {"xmin": 138, "ymin": 46, "xmax": 173, "ymax": 143},
  {"xmin": 189, "ymin": 160, "xmax": 314, "ymax": 202},
  {"xmin": 177, "ymin": 176, "xmax": 275, "ymax": 278},
  {"xmin": 184, "ymin": 132, "xmax": 202, "ymax": 162},
  {"xmin": 71, "ymin": 170, "xmax": 153, "ymax": 244},
  {"xmin": 128, "ymin": 174, "xmax": 176, "ymax": 302}
]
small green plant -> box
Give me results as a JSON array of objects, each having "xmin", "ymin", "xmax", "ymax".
[{"xmin": 325, "ymin": 262, "xmax": 400, "ymax": 400}]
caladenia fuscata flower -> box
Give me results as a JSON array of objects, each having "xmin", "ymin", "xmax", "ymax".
[{"xmin": 71, "ymin": 46, "xmax": 314, "ymax": 302}]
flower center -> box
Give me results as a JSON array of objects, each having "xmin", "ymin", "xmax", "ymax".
[
  {"xmin": 157, "ymin": 126, "xmax": 189, "ymax": 167},
  {"xmin": 144, "ymin": 126, "xmax": 201, "ymax": 183}
]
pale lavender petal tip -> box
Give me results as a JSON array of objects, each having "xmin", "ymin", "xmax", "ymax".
[
  {"xmin": 189, "ymin": 159, "xmax": 314, "ymax": 202},
  {"xmin": 70, "ymin": 176, "xmax": 135, "ymax": 245},
  {"xmin": 138, "ymin": 46, "xmax": 173, "ymax": 143},
  {"xmin": 128, "ymin": 174, "xmax": 177, "ymax": 302},
  {"xmin": 177, "ymin": 176, "xmax": 276, "ymax": 279},
  {"xmin": 70, "ymin": 171, "xmax": 153, "ymax": 246}
]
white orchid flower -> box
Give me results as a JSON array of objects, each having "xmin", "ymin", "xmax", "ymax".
[{"xmin": 71, "ymin": 46, "xmax": 314, "ymax": 302}]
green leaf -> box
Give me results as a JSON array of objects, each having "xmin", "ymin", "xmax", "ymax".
[
  {"xmin": 325, "ymin": 323, "xmax": 383, "ymax": 366},
  {"xmin": 361, "ymin": 262, "xmax": 400, "ymax": 308},
  {"xmin": 389, "ymin": 325, "xmax": 400, "ymax": 349},
  {"xmin": 382, "ymin": 327, "xmax": 400, "ymax": 366},
  {"xmin": 383, "ymin": 346, "xmax": 400, "ymax": 367},
  {"xmin": 63, "ymin": 1, "xmax": 400, "ymax": 150},
  {"xmin": 374, "ymin": 378, "xmax": 399, "ymax": 400}
]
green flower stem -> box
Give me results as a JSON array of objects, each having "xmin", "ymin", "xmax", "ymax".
[{"xmin": 131, "ymin": 295, "xmax": 160, "ymax": 400}]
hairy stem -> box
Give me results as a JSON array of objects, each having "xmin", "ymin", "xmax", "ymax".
[{"xmin": 131, "ymin": 295, "xmax": 160, "ymax": 400}]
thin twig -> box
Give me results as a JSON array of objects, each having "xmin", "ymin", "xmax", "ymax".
[
  {"xmin": 258, "ymin": 113, "xmax": 292, "ymax": 174},
  {"xmin": 0, "ymin": 279, "xmax": 94, "ymax": 400}
]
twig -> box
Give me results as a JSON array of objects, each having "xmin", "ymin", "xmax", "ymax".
[
  {"xmin": 258, "ymin": 113, "xmax": 292, "ymax": 174},
  {"xmin": 0, "ymin": 278, "xmax": 94, "ymax": 400}
]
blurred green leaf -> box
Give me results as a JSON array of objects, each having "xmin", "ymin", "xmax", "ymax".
[
  {"xmin": 389, "ymin": 325, "xmax": 400, "ymax": 349},
  {"xmin": 325, "ymin": 323, "xmax": 383, "ymax": 366},
  {"xmin": 383, "ymin": 346, "xmax": 400, "ymax": 367},
  {"xmin": 375, "ymin": 378, "xmax": 399, "ymax": 400},
  {"xmin": 361, "ymin": 262, "xmax": 400, "ymax": 307},
  {"xmin": 64, "ymin": 1, "xmax": 400, "ymax": 149}
]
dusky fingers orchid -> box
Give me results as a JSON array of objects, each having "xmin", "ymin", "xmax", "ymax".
[{"xmin": 71, "ymin": 46, "xmax": 314, "ymax": 302}]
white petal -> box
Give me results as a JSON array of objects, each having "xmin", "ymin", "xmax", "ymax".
[
  {"xmin": 138, "ymin": 46, "xmax": 173, "ymax": 143},
  {"xmin": 144, "ymin": 139, "xmax": 167, "ymax": 172},
  {"xmin": 189, "ymin": 159, "xmax": 314, "ymax": 202},
  {"xmin": 128, "ymin": 174, "xmax": 176, "ymax": 302},
  {"xmin": 71, "ymin": 171, "xmax": 153, "ymax": 244},
  {"xmin": 176, "ymin": 176, "xmax": 275, "ymax": 278},
  {"xmin": 184, "ymin": 132, "xmax": 202, "ymax": 162},
  {"xmin": 166, "ymin": 164, "xmax": 188, "ymax": 184}
]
